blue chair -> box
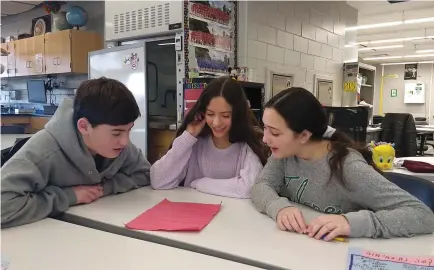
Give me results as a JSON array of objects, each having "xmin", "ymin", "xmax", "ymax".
[{"xmin": 384, "ymin": 172, "xmax": 434, "ymax": 212}]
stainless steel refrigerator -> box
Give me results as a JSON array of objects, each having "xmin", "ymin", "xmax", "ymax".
[{"xmin": 89, "ymin": 43, "xmax": 149, "ymax": 155}]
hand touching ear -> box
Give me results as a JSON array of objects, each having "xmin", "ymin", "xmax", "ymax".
[{"xmin": 186, "ymin": 113, "xmax": 206, "ymax": 137}]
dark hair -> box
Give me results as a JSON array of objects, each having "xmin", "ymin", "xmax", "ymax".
[
  {"xmin": 73, "ymin": 77, "xmax": 140, "ymax": 127},
  {"xmin": 265, "ymin": 87, "xmax": 381, "ymax": 187},
  {"xmin": 175, "ymin": 76, "xmax": 268, "ymax": 165}
]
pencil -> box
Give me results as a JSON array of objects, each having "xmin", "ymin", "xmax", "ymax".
[
  {"xmin": 303, "ymin": 232, "xmax": 349, "ymax": 242},
  {"xmin": 331, "ymin": 236, "xmax": 348, "ymax": 242}
]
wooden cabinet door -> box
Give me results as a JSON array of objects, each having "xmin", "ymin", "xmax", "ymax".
[
  {"xmin": 28, "ymin": 35, "xmax": 45, "ymax": 75},
  {"xmin": 14, "ymin": 39, "xmax": 30, "ymax": 77},
  {"xmin": 70, "ymin": 30, "xmax": 103, "ymax": 73},
  {"xmin": 0, "ymin": 43, "xmax": 8, "ymax": 78},
  {"xmin": 30, "ymin": 116, "xmax": 50, "ymax": 133},
  {"xmin": 6, "ymin": 42, "xmax": 16, "ymax": 77},
  {"xmin": 45, "ymin": 30, "xmax": 71, "ymax": 74}
]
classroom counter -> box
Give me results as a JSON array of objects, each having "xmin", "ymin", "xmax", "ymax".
[
  {"xmin": 61, "ymin": 187, "xmax": 434, "ymax": 270},
  {"xmin": 1, "ymin": 112, "xmax": 53, "ymax": 117}
]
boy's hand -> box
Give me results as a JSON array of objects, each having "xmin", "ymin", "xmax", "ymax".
[{"xmin": 73, "ymin": 185, "xmax": 103, "ymax": 204}]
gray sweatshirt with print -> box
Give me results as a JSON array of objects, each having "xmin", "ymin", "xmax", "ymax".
[{"xmin": 251, "ymin": 150, "xmax": 434, "ymax": 238}]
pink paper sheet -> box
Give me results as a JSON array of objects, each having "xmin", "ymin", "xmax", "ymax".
[{"xmin": 125, "ymin": 199, "xmax": 221, "ymax": 231}]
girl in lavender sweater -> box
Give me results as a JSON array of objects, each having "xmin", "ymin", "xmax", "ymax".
[{"xmin": 151, "ymin": 77, "xmax": 267, "ymax": 198}]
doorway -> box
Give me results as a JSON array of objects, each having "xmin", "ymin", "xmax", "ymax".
[{"xmin": 146, "ymin": 38, "xmax": 177, "ymax": 118}]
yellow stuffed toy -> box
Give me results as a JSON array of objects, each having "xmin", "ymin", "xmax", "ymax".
[{"xmin": 369, "ymin": 141, "xmax": 396, "ymax": 171}]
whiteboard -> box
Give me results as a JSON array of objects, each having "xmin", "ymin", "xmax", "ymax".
[{"xmin": 404, "ymin": 82, "xmax": 425, "ymax": 104}]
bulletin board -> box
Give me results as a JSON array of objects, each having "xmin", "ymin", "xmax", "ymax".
[
  {"xmin": 185, "ymin": 0, "xmax": 237, "ymax": 77},
  {"xmin": 404, "ymin": 82, "xmax": 425, "ymax": 104}
]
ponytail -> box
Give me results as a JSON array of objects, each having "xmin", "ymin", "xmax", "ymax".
[{"xmin": 328, "ymin": 131, "xmax": 382, "ymax": 188}]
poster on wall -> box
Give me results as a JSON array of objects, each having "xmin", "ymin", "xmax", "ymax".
[
  {"xmin": 187, "ymin": 0, "xmax": 235, "ymax": 76},
  {"xmin": 189, "ymin": 17, "xmax": 232, "ymax": 52},
  {"xmin": 189, "ymin": 46, "xmax": 231, "ymax": 75},
  {"xmin": 404, "ymin": 63, "xmax": 418, "ymax": 80},
  {"xmin": 189, "ymin": 1, "xmax": 234, "ymax": 28},
  {"xmin": 343, "ymin": 63, "xmax": 358, "ymax": 93},
  {"xmin": 404, "ymin": 82, "xmax": 425, "ymax": 104}
]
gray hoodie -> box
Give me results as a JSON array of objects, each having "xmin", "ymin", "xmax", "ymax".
[
  {"xmin": 1, "ymin": 98, "xmax": 150, "ymax": 228},
  {"xmin": 251, "ymin": 150, "xmax": 434, "ymax": 238}
]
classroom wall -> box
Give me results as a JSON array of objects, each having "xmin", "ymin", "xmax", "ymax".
[
  {"xmin": 374, "ymin": 63, "xmax": 434, "ymax": 124},
  {"xmin": 238, "ymin": 1, "xmax": 358, "ymax": 106},
  {"xmin": 1, "ymin": 1, "xmax": 104, "ymax": 106}
]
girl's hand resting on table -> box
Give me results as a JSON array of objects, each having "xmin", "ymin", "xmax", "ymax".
[
  {"xmin": 276, "ymin": 208, "xmax": 350, "ymax": 241},
  {"xmin": 276, "ymin": 207, "xmax": 307, "ymax": 234},
  {"xmin": 306, "ymin": 214, "xmax": 351, "ymax": 241}
]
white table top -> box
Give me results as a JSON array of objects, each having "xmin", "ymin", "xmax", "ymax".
[
  {"xmin": 417, "ymin": 127, "xmax": 434, "ymax": 133},
  {"xmin": 366, "ymin": 126, "xmax": 434, "ymax": 133},
  {"xmin": 1, "ymin": 218, "xmax": 259, "ymax": 270},
  {"xmin": 416, "ymin": 125, "xmax": 434, "ymax": 129},
  {"xmin": 391, "ymin": 157, "xmax": 434, "ymax": 181},
  {"xmin": 367, "ymin": 126, "xmax": 382, "ymax": 133},
  {"xmin": 63, "ymin": 187, "xmax": 434, "ymax": 270}
]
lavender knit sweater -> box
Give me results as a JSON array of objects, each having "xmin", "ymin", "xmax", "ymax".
[{"xmin": 150, "ymin": 131, "xmax": 263, "ymax": 198}]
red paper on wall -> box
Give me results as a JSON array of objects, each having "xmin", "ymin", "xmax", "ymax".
[{"xmin": 125, "ymin": 199, "xmax": 222, "ymax": 231}]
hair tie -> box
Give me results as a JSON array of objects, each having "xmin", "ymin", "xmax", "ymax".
[{"xmin": 322, "ymin": 126, "xmax": 336, "ymax": 138}]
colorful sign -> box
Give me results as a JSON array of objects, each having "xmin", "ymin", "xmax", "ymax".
[
  {"xmin": 347, "ymin": 247, "xmax": 434, "ymax": 270},
  {"xmin": 344, "ymin": 81, "xmax": 357, "ymax": 93}
]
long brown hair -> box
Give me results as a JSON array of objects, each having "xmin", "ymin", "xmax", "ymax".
[
  {"xmin": 265, "ymin": 87, "xmax": 381, "ymax": 187},
  {"xmin": 173, "ymin": 76, "xmax": 268, "ymax": 165}
]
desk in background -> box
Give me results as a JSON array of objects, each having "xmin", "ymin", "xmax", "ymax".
[
  {"xmin": 1, "ymin": 134, "xmax": 31, "ymax": 149},
  {"xmin": 366, "ymin": 126, "xmax": 382, "ymax": 142},
  {"xmin": 1, "ymin": 114, "xmax": 51, "ymax": 134},
  {"xmin": 1, "ymin": 218, "xmax": 259, "ymax": 270},
  {"xmin": 366, "ymin": 126, "xmax": 434, "ymax": 155},
  {"xmin": 392, "ymin": 157, "xmax": 434, "ymax": 182},
  {"xmin": 62, "ymin": 187, "xmax": 434, "ymax": 270}
]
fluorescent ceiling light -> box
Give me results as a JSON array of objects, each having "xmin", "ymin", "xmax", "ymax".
[
  {"xmin": 371, "ymin": 37, "xmax": 425, "ymax": 44},
  {"xmin": 358, "ymin": 45, "xmax": 403, "ymax": 51},
  {"xmin": 381, "ymin": 61, "xmax": 434, "ymax": 65},
  {"xmin": 403, "ymin": 54, "xmax": 434, "ymax": 58},
  {"xmin": 346, "ymin": 17, "xmax": 434, "ymax": 32},
  {"xmin": 416, "ymin": 49, "xmax": 434, "ymax": 53},
  {"xmin": 363, "ymin": 56, "xmax": 403, "ymax": 60},
  {"xmin": 158, "ymin": 42, "xmax": 175, "ymax": 46},
  {"xmin": 357, "ymin": 36, "xmax": 434, "ymax": 45},
  {"xmin": 365, "ymin": 54, "xmax": 434, "ymax": 61},
  {"xmin": 346, "ymin": 21, "xmax": 402, "ymax": 31},
  {"xmin": 404, "ymin": 17, "xmax": 434, "ymax": 24}
]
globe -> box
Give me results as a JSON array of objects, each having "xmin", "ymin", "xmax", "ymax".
[
  {"xmin": 53, "ymin": 11, "xmax": 72, "ymax": 32},
  {"xmin": 66, "ymin": 6, "xmax": 88, "ymax": 28}
]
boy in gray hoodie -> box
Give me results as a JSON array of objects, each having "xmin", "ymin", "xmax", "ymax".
[{"xmin": 1, "ymin": 77, "xmax": 151, "ymax": 228}]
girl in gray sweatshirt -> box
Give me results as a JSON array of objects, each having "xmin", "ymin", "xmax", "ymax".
[{"xmin": 251, "ymin": 87, "xmax": 434, "ymax": 241}]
